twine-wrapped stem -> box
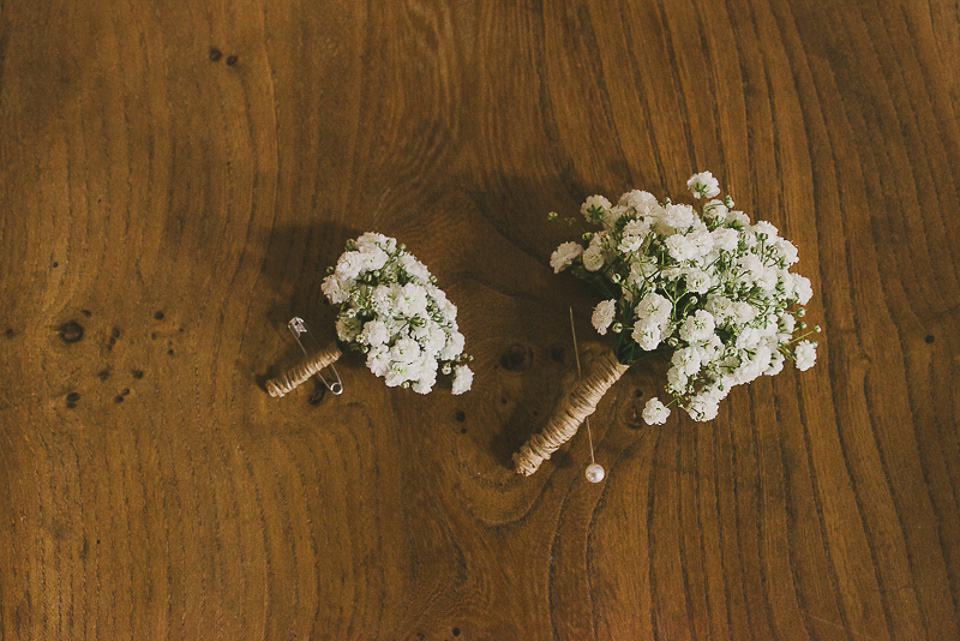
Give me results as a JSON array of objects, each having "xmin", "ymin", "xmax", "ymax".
[
  {"xmin": 265, "ymin": 344, "xmax": 342, "ymax": 398},
  {"xmin": 513, "ymin": 350, "xmax": 628, "ymax": 475}
]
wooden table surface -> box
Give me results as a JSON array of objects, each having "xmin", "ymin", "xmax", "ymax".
[{"xmin": 3, "ymin": 1, "xmax": 959, "ymax": 639}]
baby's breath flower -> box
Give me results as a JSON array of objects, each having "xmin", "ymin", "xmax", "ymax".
[
  {"xmin": 451, "ymin": 364, "xmax": 474, "ymax": 395},
  {"xmin": 642, "ymin": 397, "xmax": 671, "ymax": 425},
  {"xmin": 581, "ymin": 195, "xmax": 613, "ymax": 223},
  {"xmin": 324, "ymin": 233, "xmax": 470, "ymax": 395},
  {"xmin": 581, "ymin": 240, "xmax": 605, "ymax": 272},
  {"xmin": 547, "ymin": 170, "xmax": 821, "ymax": 424},
  {"xmin": 679, "ymin": 310, "xmax": 716, "ymax": 343},
  {"xmin": 686, "ymin": 171, "xmax": 721, "ymax": 199},
  {"xmin": 550, "ymin": 241, "xmax": 583, "ymax": 273},
  {"xmin": 794, "ymin": 340, "xmax": 817, "ymax": 371},
  {"xmin": 591, "ymin": 299, "xmax": 617, "ymax": 336}
]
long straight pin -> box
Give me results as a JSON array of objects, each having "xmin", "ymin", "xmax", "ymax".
[{"xmin": 569, "ymin": 307, "xmax": 605, "ymax": 483}]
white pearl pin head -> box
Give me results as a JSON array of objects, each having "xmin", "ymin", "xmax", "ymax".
[{"xmin": 585, "ymin": 462, "xmax": 606, "ymax": 484}]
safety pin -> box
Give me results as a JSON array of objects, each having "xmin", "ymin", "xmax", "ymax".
[{"xmin": 287, "ymin": 317, "xmax": 344, "ymax": 395}]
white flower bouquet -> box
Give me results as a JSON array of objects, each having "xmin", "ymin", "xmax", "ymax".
[
  {"xmin": 513, "ymin": 172, "xmax": 821, "ymax": 475},
  {"xmin": 266, "ymin": 232, "xmax": 473, "ymax": 397}
]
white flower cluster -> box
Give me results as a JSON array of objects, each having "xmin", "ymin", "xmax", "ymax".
[
  {"xmin": 321, "ymin": 233, "xmax": 473, "ymax": 394},
  {"xmin": 551, "ymin": 171, "xmax": 821, "ymax": 424}
]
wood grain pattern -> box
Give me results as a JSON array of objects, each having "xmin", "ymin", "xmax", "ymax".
[{"xmin": 2, "ymin": 0, "xmax": 959, "ymax": 638}]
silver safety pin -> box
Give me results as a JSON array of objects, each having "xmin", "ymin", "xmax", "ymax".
[{"xmin": 287, "ymin": 317, "xmax": 344, "ymax": 395}]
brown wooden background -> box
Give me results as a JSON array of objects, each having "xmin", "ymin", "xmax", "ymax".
[{"xmin": 2, "ymin": 0, "xmax": 959, "ymax": 639}]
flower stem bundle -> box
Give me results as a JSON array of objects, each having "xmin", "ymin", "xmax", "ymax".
[
  {"xmin": 266, "ymin": 343, "xmax": 342, "ymax": 398},
  {"xmin": 514, "ymin": 172, "xmax": 822, "ymax": 475},
  {"xmin": 265, "ymin": 232, "xmax": 473, "ymax": 397},
  {"xmin": 513, "ymin": 351, "xmax": 628, "ymax": 475}
]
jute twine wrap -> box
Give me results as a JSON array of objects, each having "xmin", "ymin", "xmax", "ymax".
[
  {"xmin": 513, "ymin": 350, "xmax": 628, "ymax": 476},
  {"xmin": 265, "ymin": 344, "xmax": 342, "ymax": 398}
]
